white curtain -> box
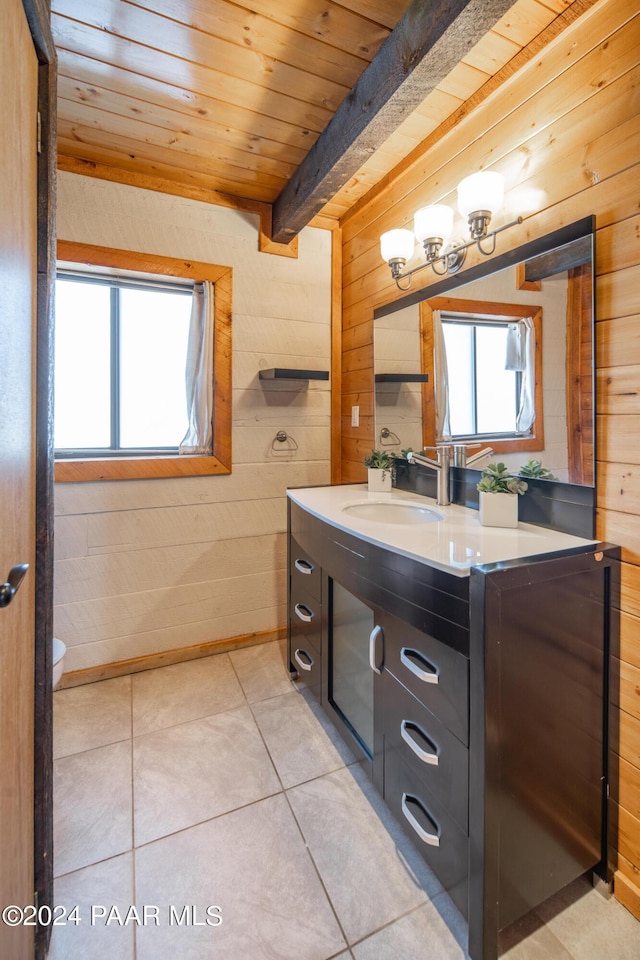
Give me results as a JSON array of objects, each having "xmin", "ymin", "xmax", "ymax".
[
  {"xmin": 505, "ymin": 322, "xmax": 526, "ymax": 372},
  {"xmin": 179, "ymin": 281, "xmax": 214, "ymax": 455},
  {"xmin": 515, "ymin": 316, "xmax": 536, "ymax": 434},
  {"xmin": 432, "ymin": 309, "xmax": 451, "ymax": 440}
]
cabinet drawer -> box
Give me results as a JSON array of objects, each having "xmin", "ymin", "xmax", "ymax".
[
  {"xmin": 290, "ymin": 635, "xmax": 322, "ymax": 699},
  {"xmin": 289, "ymin": 591, "xmax": 322, "ymax": 700},
  {"xmin": 381, "ymin": 612, "xmax": 469, "ymax": 745},
  {"xmin": 385, "ymin": 748, "xmax": 469, "ymax": 919},
  {"xmin": 289, "ymin": 593, "xmax": 322, "ymax": 658},
  {"xmin": 384, "ymin": 672, "xmax": 468, "ymax": 833},
  {"xmin": 290, "ymin": 536, "xmax": 321, "ymax": 602}
]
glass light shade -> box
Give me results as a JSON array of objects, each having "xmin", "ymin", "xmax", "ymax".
[
  {"xmin": 457, "ymin": 171, "xmax": 504, "ymax": 219},
  {"xmin": 380, "ymin": 228, "xmax": 415, "ymax": 263},
  {"xmin": 414, "ymin": 204, "xmax": 453, "ymax": 243}
]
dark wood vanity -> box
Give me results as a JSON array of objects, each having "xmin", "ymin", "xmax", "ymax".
[{"xmin": 287, "ymin": 491, "xmax": 618, "ymax": 960}]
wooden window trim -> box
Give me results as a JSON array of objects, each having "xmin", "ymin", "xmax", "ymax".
[
  {"xmin": 565, "ymin": 263, "xmax": 593, "ymax": 485},
  {"xmin": 55, "ymin": 241, "xmax": 232, "ymax": 482},
  {"xmin": 515, "ymin": 262, "xmax": 542, "ymax": 292},
  {"xmin": 420, "ymin": 296, "xmax": 544, "ymax": 455}
]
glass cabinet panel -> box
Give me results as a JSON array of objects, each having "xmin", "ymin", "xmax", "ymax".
[{"xmin": 329, "ymin": 580, "xmax": 374, "ymax": 757}]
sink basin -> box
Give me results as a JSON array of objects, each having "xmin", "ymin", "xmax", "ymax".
[{"xmin": 342, "ymin": 499, "xmax": 443, "ymax": 525}]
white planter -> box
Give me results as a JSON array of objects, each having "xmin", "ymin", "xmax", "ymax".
[
  {"xmin": 479, "ymin": 491, "xmax": 519, "ymax": 528},
  {"xmin": 367, "ymin": 467, "xmax": 393, "ymax": 493}
]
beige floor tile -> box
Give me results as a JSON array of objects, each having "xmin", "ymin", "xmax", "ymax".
[
  {"xmin": 134, "ymin": 793, "xmax": 347, "ymax": 960},
  {"xmin": 54, "ymin": 740, "xmax": 132, "ymax": 877},
  {"xmin": 53, "ymin": 676, "xmax": 131, "ymax": 759},
  {"xmin": 132, "ymin": 654, "xmax": 245, "ymax": 736},
  {"xmin": 133, "ymin": 706, "xmax": 281, "ymax": 845},
  {"xmin": 251, "ymin": 689, "xmax": 355, "ymax": 788},
  {"xmin": 229, "ymin": 639, "xmax": 294, "ymax": 702},
  {"xmin": 352, "ymin": 897, "xmax": 467, "ymax": 960},
  {"xmin": 533, "ymin": 875, "xmax": 640, "ymax": 959},
  {"xmin": 51, "ymin": 651, "xmax": 640, "ymax": 960},
  {"xmin": 498, "ymin": 908, "xmax": 574, "ymax": 959},
  {"xmin": 287, "ymin": 765, "xmax": 443, "ymax": 945},
  {"xmin": 48, "ymin": 854, "xmax": 134, "ymax": 960}
]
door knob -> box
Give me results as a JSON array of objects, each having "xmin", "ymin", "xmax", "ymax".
[{"xmin": 0, "ymin": 564, "xmax": 29, "ymax": 608}]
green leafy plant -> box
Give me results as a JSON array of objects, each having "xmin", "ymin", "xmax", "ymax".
[
  {"xmin": 519, "ymin": 458, "xmax": 557, "ymax": 481},
  {"xmin": 477, "ymin": 462, "xmax": 528, "ymax": 495},
  {"xmin": 363, "ymin": 449, "xmax": 396, "ymax": 470}
]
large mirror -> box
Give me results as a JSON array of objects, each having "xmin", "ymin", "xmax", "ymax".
[{"xmin": 374, "ymin": 220, "xmax": 594, "ymax": 485}]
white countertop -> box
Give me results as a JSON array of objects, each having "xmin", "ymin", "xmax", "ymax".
[{"xmin": 287, "ymin": 484, "xmax": 596, "ymax": 578}]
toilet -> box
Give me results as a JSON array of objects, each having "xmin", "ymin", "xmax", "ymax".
[{"xmin": 52, "ymin": 637, "xmax": 66, "ymax": 689}]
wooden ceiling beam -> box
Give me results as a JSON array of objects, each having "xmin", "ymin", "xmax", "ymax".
[{"xmin": 271, "ymin": 0, "xmax": 516, "ymax": 244}]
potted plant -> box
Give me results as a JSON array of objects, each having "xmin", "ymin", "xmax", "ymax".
[
  {"xmin": 476, "ymin": 462, "xmax": 528, "ymax": 528},
  {"xmin": 519, "ymin": 458, "xmax": 557, "ymax": 481},
  {"xmin": 363, "ymin": 449, "xmax": 396, "ymax": 492}
]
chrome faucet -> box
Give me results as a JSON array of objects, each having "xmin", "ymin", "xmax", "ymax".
[
  {"xmin": 408, "ymin": 445, "xmax": 451, "ymax": 506},
  {"xmin": 452, "ymin": 443, "xmax": 494, "ymax": 468}
]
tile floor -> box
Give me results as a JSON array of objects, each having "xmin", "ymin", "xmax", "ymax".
[{"xmin": 50, "ymin": 639, "xmax": 640, "ymax": 960}]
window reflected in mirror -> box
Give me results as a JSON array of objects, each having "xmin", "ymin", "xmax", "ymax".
[
  {"xmin": 429, "ymin": 296, "xmax": 542, "ymax": 453},
  {"xmin": 442, "ymin": 318, "xmax": 522, "ymax": 437}
]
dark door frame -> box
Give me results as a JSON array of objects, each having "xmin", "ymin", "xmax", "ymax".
[{"xmin": 21, "ymin": 2, "xmax": 56, "ymax": 957}]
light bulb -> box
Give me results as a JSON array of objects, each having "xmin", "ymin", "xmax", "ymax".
[
  {"xmin": 380, "ymin": 229, "xmax": 415, "ymax": 264},
  {"xmin": 457, "ymin": 171, "xmax": 504, "ymax": 220},
  {"xmin": 413, "ymin": 204, "xmax": 453, "ymax": 245},
  {"xmin": 457, "ymin": 172, "xmax": 504, "ymax": 240}
]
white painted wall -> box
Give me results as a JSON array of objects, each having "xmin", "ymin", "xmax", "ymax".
[
  {"xmin": 54, "ymin": 173, "xmax": 332, "ymax": 671},
  {"xmin": 374, "ymin": 304, "xmax": 424, "ymax": 454}
]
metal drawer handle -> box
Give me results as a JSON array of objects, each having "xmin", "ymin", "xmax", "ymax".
[
  {"xmin": 294, "ymin": 603, "xmax": 314, "ymax": 623},
  {"xmin": 401, "ymin": 793, "xmax": 440, "ymax": 847},
  {"xmin": 294, "ymin": 558, "xmax": 314, "ymax": 575},
  {"xmin": 401, "ymin": 720, "xmax": 439, "ymax": 766},
  {"xmin": 294, "ymin": 648, "xmax": 314, "ymax": 672},
  {"xmin": 400, "ymin": 647, "xmax": 439, "ymax": 685},
  {"xmin": 369, "ymin": 624, "xmax": 383, "ymax": 676}
]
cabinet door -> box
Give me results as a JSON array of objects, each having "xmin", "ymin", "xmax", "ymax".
[{"xmin": 329, "ymin": 580, "xmax": 376, "ymax": 758}]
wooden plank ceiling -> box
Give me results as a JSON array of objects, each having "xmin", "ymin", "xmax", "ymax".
[{"xmin": 52, "ymin": 0, "xmax": 574, "ymax": 233}]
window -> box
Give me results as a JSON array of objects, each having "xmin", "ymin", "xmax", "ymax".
[
  {"xmin": 55, "ymin": 242, "xmax": 232, "ymax": 482},
  {"xmin": 55, "ymin": 274, "xmax": 194, "ymax": 455},
  {"xmin": 441, "ymin": 317, "xmax": 522, "ymax": 438},
  {"xmin": 420, "ymin": 296, "xmax": 544, "ymax": 456}
]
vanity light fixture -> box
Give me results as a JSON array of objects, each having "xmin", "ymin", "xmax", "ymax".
[{"xmin": 380, "ymin": 171, "xmax": 523, "ymax": 290}]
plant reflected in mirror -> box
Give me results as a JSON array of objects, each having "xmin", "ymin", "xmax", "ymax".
[{"xmin": 519, "ymin": 458, "xmax": 558, "ymax": 481}]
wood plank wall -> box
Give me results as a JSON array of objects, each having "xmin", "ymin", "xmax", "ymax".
[
  {"xmin": 339, "ymin": 0, "xmax": 640, "ymax": 913},
  {"xmin": 54, "ymin": 172, "xmax": 332, "ymax": 672}
]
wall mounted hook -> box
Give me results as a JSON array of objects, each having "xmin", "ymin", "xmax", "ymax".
[{"xmin": 271, "ymin": 430, "xmax": 298, "ymax": 451}]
